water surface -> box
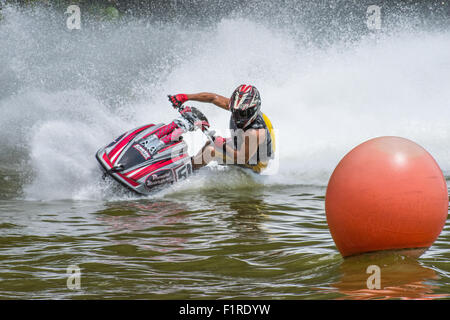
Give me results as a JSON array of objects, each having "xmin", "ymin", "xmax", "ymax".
[{"xmin": 1, "ymin": 173, "xmax": 448, "ymax": 299}]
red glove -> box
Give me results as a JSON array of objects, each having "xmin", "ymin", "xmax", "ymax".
[
  {"xmin": 168, "ymin": 94, "xmax": 188, "ymax": 108},
  {"xmin": 213, "ymin": 136, "xmax": 227, "ymax": 148}
]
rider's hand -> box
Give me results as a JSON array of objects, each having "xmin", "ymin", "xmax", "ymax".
[
  {"xmin": 168, "ymin": 94, "xmax": 188, "ymax": 109},
  {"xmin": 212, "ymin": 136, "xmax": 227, "ymax": 148}
]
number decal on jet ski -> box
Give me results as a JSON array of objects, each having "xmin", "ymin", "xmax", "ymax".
[{"xmin": 175, "ymin": 163, "xmax": 192, "ymax": 180}]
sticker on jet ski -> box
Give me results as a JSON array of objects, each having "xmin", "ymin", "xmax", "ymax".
[
  {"xmin": 145, "ymin": 169, "xmax": 174, "ymax": 190},
  {"xmin": 133, "ymin": 143, "xmax": 151, "ymax": 160}
]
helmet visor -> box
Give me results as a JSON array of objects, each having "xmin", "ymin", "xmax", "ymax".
[{"xmin": 232, "ymin": 108, "xmax": 256, "ymax": 122}]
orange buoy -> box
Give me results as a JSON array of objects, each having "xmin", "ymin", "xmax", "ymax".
[{"xmin": 325, "ymin": 136, "xmax": 448, "ymax": 257}]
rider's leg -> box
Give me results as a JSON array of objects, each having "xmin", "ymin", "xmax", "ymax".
[
  {"xmin": 191, "ymin": 139, "xmax": 234, "ymax": 170},
  {"xmin": 191, "ymin": 141, "xmax": 216, "ymax": 170}
]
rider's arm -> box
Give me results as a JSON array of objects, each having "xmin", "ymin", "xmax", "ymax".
[
  {"xmin": 223, "ymin": 129, "xmax": 266, "ymax": 164},
  {"xmin": 186, "ymin": 93, "xmax": 230, "ymax": 111}
]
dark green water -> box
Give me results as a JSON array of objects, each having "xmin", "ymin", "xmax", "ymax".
[{"xmin": 1, "ymin": 176, "xmax": 448, "ymax": 299}]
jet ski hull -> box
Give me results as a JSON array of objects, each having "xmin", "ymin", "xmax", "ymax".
[{"xmin": 96, "ymin": 123, "xmax": 193, "ymax": 195}]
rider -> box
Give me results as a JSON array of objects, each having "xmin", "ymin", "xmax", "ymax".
[{"xmin": 168, "ymin": 85, "xmax": 275, "ymax": 173}]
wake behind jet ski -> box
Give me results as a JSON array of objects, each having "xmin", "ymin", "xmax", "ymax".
[{"xmin": 96, "ymin": 105, "xmax": 214, "ymax": 195}]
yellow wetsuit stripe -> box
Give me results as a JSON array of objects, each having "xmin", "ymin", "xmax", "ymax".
[{"xmin": 262, "ymin": 113, "xmax": 276, "ymax": 154}]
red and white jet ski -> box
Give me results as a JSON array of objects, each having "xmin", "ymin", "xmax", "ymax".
[{"xmin": 96, "ymin": 105, "xmax": 213, "ymax": 195}]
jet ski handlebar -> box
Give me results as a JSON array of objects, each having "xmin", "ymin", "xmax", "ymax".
[{"xmin": 174, "ymin": 105, "xmax": 215, "ymax": 142}]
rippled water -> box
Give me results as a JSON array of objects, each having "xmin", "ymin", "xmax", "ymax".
[{"xmin": 1, "ymin": 170, "xmax": 449, "ymax": 299}]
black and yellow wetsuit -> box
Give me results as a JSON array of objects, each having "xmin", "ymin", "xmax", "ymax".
[{"xmin": 217, "ymin": 112, "xmax": 275, "ymax": 173}]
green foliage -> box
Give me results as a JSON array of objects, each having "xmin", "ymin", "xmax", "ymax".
[{"xmin": 101, "ymin": 6, "xmax": 119, "ymax": 21}]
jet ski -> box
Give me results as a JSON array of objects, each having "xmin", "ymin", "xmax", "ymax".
[{"xmin": 96, "ymin": 105, "xmax": 214, "ymax": 195}]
